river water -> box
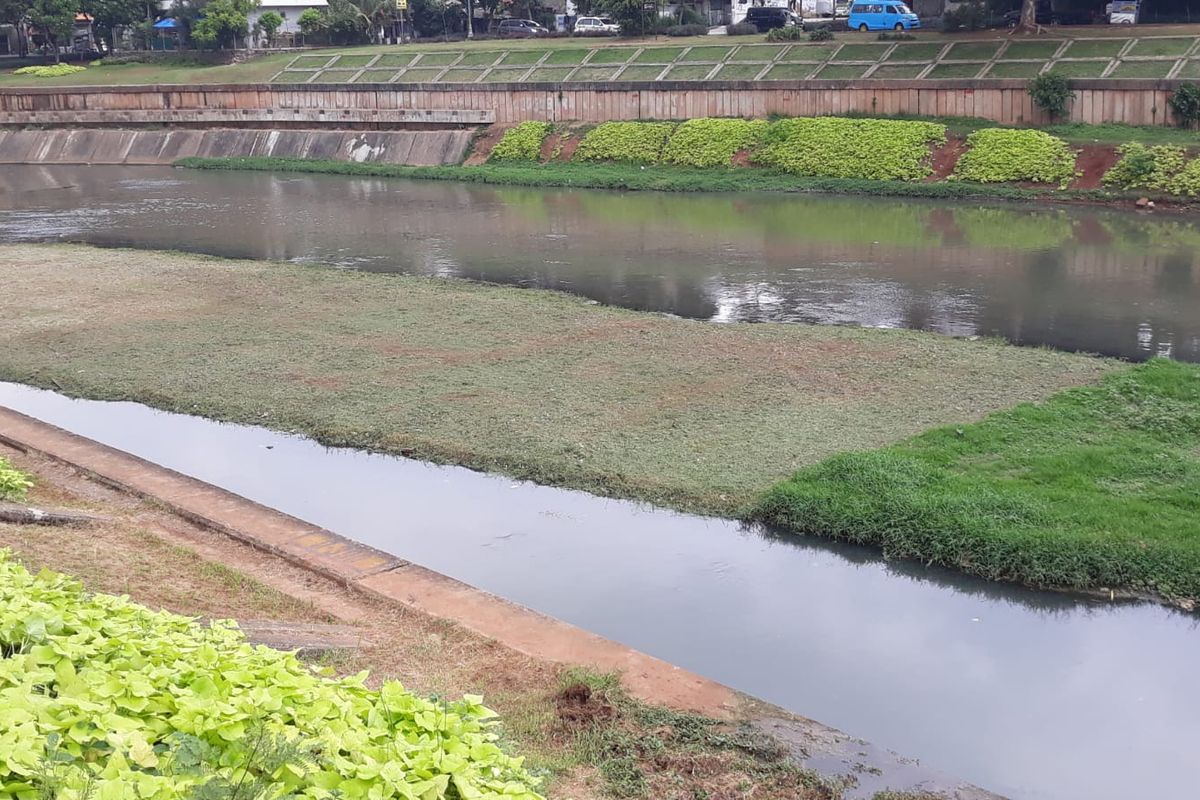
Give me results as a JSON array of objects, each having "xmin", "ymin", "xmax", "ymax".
[
  {"xmin": 0, "ymin": 165, "xmax": 1197, "ymax": 361},
  {"xmin": 1, "ymin": 166, "xmax": 1198, "ymax": 799}
]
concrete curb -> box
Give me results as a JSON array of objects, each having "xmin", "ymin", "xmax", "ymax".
[{"xmin": 0, "ymin": 404, "xmax": 1005, "ymax": 799}]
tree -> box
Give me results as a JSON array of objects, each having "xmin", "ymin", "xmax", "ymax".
[
  {"xmin": 28, "ymin": 0, "xmax": 76, "ymax": 61},
  {"xmin": 189, "ymin": 0, "xmax": 259, "ymax": 48},
  {"xmin": 322, "ymin": 0, "xmax": 371, "ymax": 44},
  {"xmin": 256, "ymin": 7, "xmax": 281, "ymax": 44},
  {"xmin": 408, "ymin": 0, "xmax": 463, "ymax": 37},
  {"xmin": 0, "ymin": 0, "xmax": 30, "ymax": 55},
  {"xmin": 1017, "ymin": 0, "xmax": 1035, "ymax": 30},
  {"xmin": 82, "ymin": 0, "xmax": 152, "ymax": 54},
  {"xmin": 297, "ymin": 5, "xmax": 322, "ymax": 34},
  {"xmin": 348, "ymin": 0, "xmax": 391, "ymax": 42}
]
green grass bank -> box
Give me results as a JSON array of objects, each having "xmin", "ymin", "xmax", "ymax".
[
  {"xmin": 178, "ymin": 157, "xmax": 1135, "ymax": 204},
  {"xmin": 754, "ymin": 358, "xmax": 1200, "ymax": 608},
  {"xmin": 0, "ymin": 244, "xmax": 1112, "ymax": 518}
]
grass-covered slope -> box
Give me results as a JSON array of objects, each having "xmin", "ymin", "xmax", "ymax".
[
  {"xmin": 0, "ymin": 244, "xmax": 1113, "ymax": 516},
  {"xmin": 754, "ymin": 359, "xmax": 1200, "ymax": 607},
  {"xmin": 0, "ymin": 553, "xmax": 542, "ymax": 800}
]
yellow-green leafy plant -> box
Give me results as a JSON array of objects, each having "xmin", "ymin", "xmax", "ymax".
[
  {"xmin": 952, "ymin": 128, "xmax": 1076, "ymax": 188},
  {"xmin": 751, "ymin": 117, "xmax": 946, "ymax": 181},
  {"xmin": 0, "ymin": 457, "xmax": 32, "ymax": 501},
  {"xmin": 0, "ymin": 554, "xmax": 543, "ymax": 800},
  {"xmin": 489, "ymin": 121, "xmax": 552, "ymax": 162},
  {"xmin": 662, "ymin": 118, "xmax": 769, "ymax": 168},
  {"xmin": 12, "ymin": 64, "xmax": 86, "ymax": 78},
  {"xmin": 574, "ymin": 122, "xmax": 677, "ymax": 164},
  {"xmin": 1102, "ymin": 143, "xmax": 1200, "ymax": 196}
]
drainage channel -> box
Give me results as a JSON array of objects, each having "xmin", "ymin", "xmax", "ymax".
[{"xmin": 0, "ymin": 382, "xmax": 1196, "ymax": 800}]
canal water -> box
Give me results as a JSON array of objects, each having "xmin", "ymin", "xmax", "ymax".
[
  {"xmin": 0, "ymin": 381, "xmax": 1196, "ymax": 800},
  {"xmin": 0, "ymin": 165, "xmax": 1197, "ymax": 361}
]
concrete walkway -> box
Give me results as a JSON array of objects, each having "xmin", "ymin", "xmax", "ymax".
[{"xmin": 0, "ymin": 403, "xmax": 1003, "ymax": 799}]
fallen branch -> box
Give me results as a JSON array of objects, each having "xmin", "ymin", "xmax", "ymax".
[{"xmin": 0, "ymin": 503, "xmax": 110, "ymax": 527}]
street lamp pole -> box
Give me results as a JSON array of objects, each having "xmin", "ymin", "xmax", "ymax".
[{"xmin": 466, "ymin": 0, "xmax": 474, "ymax": 38}]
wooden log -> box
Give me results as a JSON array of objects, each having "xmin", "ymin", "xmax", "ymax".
[{"xmin": 0, "ymin": 503, "xmax": 110, "ymax": 527}]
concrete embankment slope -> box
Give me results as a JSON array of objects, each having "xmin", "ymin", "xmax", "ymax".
[
  {"xmin": 0, "ymin": 404, "xmax": 1004, "ymax": 800},
  {"xmin": 0, "ymin": 127, "xmax": 474, "ymax": 166}
]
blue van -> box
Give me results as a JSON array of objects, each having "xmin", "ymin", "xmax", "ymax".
[{"xmin": 847, "ymin": 2, "xmax": 920, "ymax": 30}]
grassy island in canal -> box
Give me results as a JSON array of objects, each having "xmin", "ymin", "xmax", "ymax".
[{"xmin": 0, "ymin": 243, "xmax": 1197, "ymax": 606}]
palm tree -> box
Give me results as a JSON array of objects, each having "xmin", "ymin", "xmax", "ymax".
[{"xmin": 349, "ymin": 0, "xmax": 391, "ymax": 42}]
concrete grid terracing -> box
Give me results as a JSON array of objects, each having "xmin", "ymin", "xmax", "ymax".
[{"xmin": 272, "ymin": 35, "xmax": 1200, "ymax": 85}]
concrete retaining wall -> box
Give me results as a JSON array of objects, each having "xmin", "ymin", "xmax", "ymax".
[
  {"xmin": 0, "ymin": 80, "xmax": 1187, "ymax": 126},
  {"xmin": 0, "ymin": 128, "xmax": 474, "ymax": 166}
]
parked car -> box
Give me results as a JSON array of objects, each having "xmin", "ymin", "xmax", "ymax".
[
  {"xmin": 744, "ymin": 6, "xmax": 804, "ymax": 31},
  {"xmin": 497, "ymin": 18, "xmax": 549, "ymax": 37},
  {"xmin": 846, "ymin": 1, "xmax": 920, "ymax": 30},
  {"xmin": 574, "ymin": 16, "xmax": 620, "ymax": 35}
]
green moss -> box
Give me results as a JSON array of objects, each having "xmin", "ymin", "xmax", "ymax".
[
  {"xmin": 586, "ymin": 48, "xmax": 635, "ymax": 63},
  {"xmin": 635, "ymin": 47, "xmax": 684, "ymax": 63},
  {"xmin": 871, "ymin": 64, "xmax": 925, "ymax": 78},
  {"xmin": 753, "ymin": 359, "xmax": 1200, "ymax": 606},
  {"xmin": 1127, "ymin": 37, "xmax": 1194, "ymax": 57},
  {"xmin": 680, "ymin": 46, "xmax": 732, "ymax": 62},
  {"xmin": 1108, "ymin": 60, "xmax": 1174, "ymax": 79},
  {"xmin": 816, "ymin": 63, "xmax": 868, "ymax": 79},
  {"xmin": 927, "ymin": 62, "xmax": 985, "ymax": 78},
  {"xmin": 1002, "ymin": 40, "xmax": 1062, "ymax": 59},
  {"xmin": 543, "ymin": 48, "xmax": 590, "ymax": 64},
  {"xmin": 945, "ymin": 41, "xmax": 1001, "ymax": 60},
  {"xmin": 832, "ymin": 44, "xmax": 890, "ymax": 61},
  {"xmin": 1061, "ymin": 39, "xmax": 1125, "ymax": 58},
  {"xmin": 728, "ymin": 45, "xmax": 783, "ymax": 62},
  {"xmin": 663, "ymin": 64, "xmax": 715, "ymax": 80},
  {"xmin": 885, "ymin": 42, "xmax": 943, "ymax": 61},
  {"xmin": 986, "ymin": 61, "xmax": 1044, "ymax": 79}
]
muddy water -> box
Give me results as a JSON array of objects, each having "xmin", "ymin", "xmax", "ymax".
[
  {"xmin": 0, "ymin": 382, "xmax": 1196, "ymax": 800},
  {"xmin": 0, "ymin": 165, "xmax": 1198, "ymax": 361}
]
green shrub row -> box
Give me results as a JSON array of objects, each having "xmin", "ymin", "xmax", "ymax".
[
  {"xmin": 0, "ymin": 553, "xmax": 542, "ymax": 800},
  {"xmin": 953, "ymin": 128, "xmax": 1077, "ymax": 187},
  {"xmin": 489, "ymin": 121, "xmax": 552, "ymax": 162},
  {"xmin": 574, "ymin": 121, "xmax": 678, "ymax": 164},
  {"xmin": 661, "ymin": 118, "xmax": 768, "ymax": 168},
  {"xmin": 752, "ymin": 117, "xmax": 947, "ymax": 181},
  {"xmin": 571, "ymin": 117, "xmax": 947, "ymax": 179},
  {"xmin": 1103, "ymin": 142, "xmax": 1200, "ymax": 197}
]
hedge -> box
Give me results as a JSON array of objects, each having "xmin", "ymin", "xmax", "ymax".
[
  {"xmin": 953, "ymin": 128, "xmax": 1077, "ymax": 187},
  {"xmin": 489, "ymin": 121, "xmax": 552, "ymax": 162},
  {"xmin": 662, "ymin": 118, "xmax": 769, "ymax": 168},
  {"xmin": 751, "ymin": 117, "xmax": 946, "ymax": 181},
  {"xmin": 573, "ymin": 121, "xmax": 677, "ymax": 164}
]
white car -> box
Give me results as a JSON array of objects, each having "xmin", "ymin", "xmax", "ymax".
[{"xmin": 574, "ymin": 16, "xmax": 620, "ymax": 35}]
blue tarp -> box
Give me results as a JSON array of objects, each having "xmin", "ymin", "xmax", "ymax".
[{"xmin": 152, "ymin": 18, "xmax": 179, "ymax": 29}]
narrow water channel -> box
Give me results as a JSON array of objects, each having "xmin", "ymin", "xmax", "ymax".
[
  {"xmin": 0, "ymin": 165, "xmax": 1198, "ymax": 361},
  {"xmin": 0, "ymin": 382, "xmax": 1195, "ymax": 800}
]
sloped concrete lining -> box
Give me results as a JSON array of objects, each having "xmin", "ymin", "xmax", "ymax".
[
  {"xmin": 0, "ymin": 404, "xmax": 1007, "ymax": 800},
  {"xmin": 0, "ymin": 127, "xmax": 473, "ymax": 166}
]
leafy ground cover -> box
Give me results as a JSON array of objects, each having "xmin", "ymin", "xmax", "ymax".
[
  {"xmin": 0, "ymin": 553, "xmax": 544, "ymax": 800},
  {"xmin": 0, "ymin": 244, "xmax": 1112, "ymax": 516},
  {"xmin": 0, "ymin": 451, "xmax": 847, "ymax": 800},
  {"xmin": 751, "ymin": 117, "xmax": 945, "ymax": 181},
  {"xmin": 0, "ymin": 458, "xmax": 31, "ymax": 501},
  {"xmin": 1104, "ymin": 142, "xmax": 1200, "ymax": 196},
  {"xmin": 953, "ymin": 128, "xmax": 1077, "ymax": 187},
  {"xmin": 489, "ymin": 121, "xmax": 551, "ymax": 162},
  {"xmin": 573, "ymin": 121, "xmax": 676, "ymax": 164},
  {"xmin": 660, "ymin": 117, "xmax": 768, "ymax": 167},
  {"xmin": 753, "ymin": 359, "xmax": 1200, "ymax": 607}
]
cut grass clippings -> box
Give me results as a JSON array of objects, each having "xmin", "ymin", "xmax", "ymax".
[
  {"xmin": 754, "ymin": 359, "xmax": 1200, "ymax": 608},
  {"xmin": 0, "ymin": 244, "xmax": 1113, "ymax": 518}
]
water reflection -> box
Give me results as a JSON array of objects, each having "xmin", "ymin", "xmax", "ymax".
[
  {"xmin": 0, "ymin": 381, "xmax": 1197, "ymax": 800},
  {"xmin": 0, "ymin": 165, "xmax": 1197, "ymax": 361}
]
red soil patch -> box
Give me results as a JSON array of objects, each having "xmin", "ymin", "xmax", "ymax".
[
  {"xmin": 731, "ymin": 149, "xmax": 755, "ymax": 168},
  {"xmin": 545, "ymin": 130, "xmax": 582, "ymax": 162},
  {"xmin": 1070, "ymin": 144, "xmax": 1122, "ymax": 190},
  {"xmin": 463, "ymin": 124, "xmax": 510, "ymax": 166},
  {"xmin": 926, "ymin": 137, "xmax": 967, "ymax": 182}
]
